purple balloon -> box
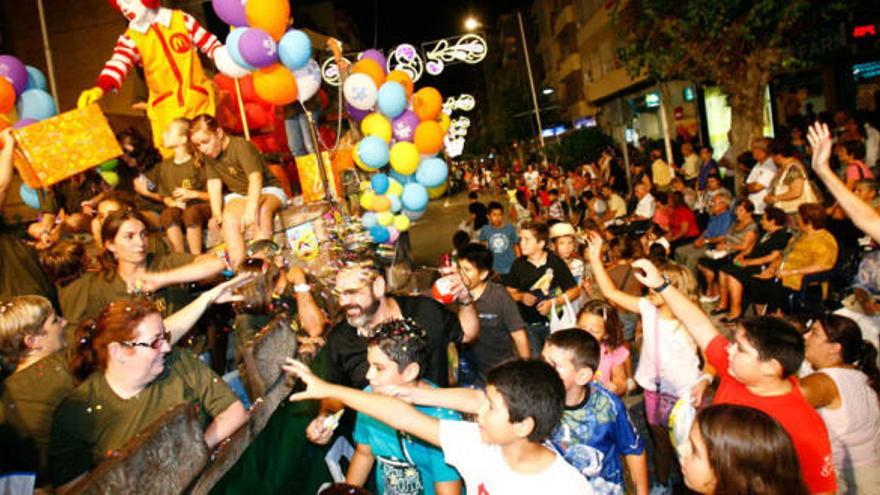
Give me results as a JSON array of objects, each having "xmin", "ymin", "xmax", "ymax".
[
  {"xmin": 392, "ymin": 110, "xmax": 419, "ymax": 142},
  {"xmin": 0, "ymin": 55, "xmax": 27, "ymax": 96},
  {"xmin": 238, "ymin": 28, "xmax": 278, "ymax": 68},
  {"xmin": 360, "ymin": 49, "xmax": 387, "ymax": 71},
  {"xmin": 12, "ymin": 118, "xmax": 37, "ymax": 129},
  {"xmin": 345, "ymin": 102, "xmax": 370, "ymax": 122},
  {"xmin": 212, "ymin": 0, "xmax": 247, "ymax": 27}
]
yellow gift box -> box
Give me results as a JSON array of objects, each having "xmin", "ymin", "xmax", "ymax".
[
  {"xmin": 295, "ymin": 151, "xmax": 343, "ymax": 203},
  {"xmin": 12, "ymin": 104, "xmax": 122, "ymax": 188}
]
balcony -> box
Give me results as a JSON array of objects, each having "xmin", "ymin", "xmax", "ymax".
[
  {"xmin": 586, "ymin": 66, "xmax": 647, "ymax": 103},
  {"xmin": 558, "ymin": 52, "xmax": 581, "ymax": 78},
  {"xmin": 553, "ymin": 4, "xmax": 576, "ymax": 37}
]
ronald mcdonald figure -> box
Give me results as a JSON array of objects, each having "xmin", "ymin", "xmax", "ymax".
[{"xmin": 78, "ymin": 0, "xmax": 221, "ymax": 156}]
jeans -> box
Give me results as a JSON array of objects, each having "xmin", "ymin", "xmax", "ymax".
[
  {"xmin": 526, "ymin": 322, "xmax": 549, "ymax": 357},
  {"xmin": 285, "ymin": 113, "xmax": 315, "ymax": 157}
]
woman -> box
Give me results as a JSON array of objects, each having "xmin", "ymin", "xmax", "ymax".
[
  {"xmin": 113, "ymin": 127, "xmax": 164, "ymax": 229},
  {"xmin": 665, "ymin": 190, "xmax": 700, "ymax": 251},
  {"xmin": 603, "ymin": 236, "xmax": 643, "ymax": 342},
  {"xmin": 50, "ymin": 299, "xmax": 249, "ymax": 490},
  {"xmin": 801, "ymin": 315, "xmax": 880, "ymax": 494},
  {"xmin": 190, "ymin": 114, "xmax": 287, "ymax": 267},
  {"xmin": 765, "ymin": 139, "xmax": 819, "ymax": 218},
  {"xmin": 715, "ymin": 206, "xmax": 791, "ymax": 322},
  {"xmin": 746, "ymin": 203, "xmax": 838, "ymax": 314},
  {"xmin": 697, "ymin": 200, "xmax": 758, "ymax": 305},
  {"xmin": 681, "ymin": 404, "xmax": 809, "ymax": 495}
]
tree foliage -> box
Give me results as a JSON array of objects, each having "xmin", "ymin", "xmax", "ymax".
[{"xmin": 549, "ymin": 128, "xmax": 616, "ymax": 171}]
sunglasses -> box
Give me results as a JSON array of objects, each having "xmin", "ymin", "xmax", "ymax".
[{"xmin": 121, "ymin": 330, "xmax": 171, "ymax": 350}]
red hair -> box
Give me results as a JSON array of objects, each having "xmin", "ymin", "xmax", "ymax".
[{"xmin": 108, "ymin": 0, "xmax": 161, "ymax": 11}]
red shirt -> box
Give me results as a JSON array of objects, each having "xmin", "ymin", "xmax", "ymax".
[
  {"xmin": 670, "ymin": 205, "xmax": 699, "ymax": 238},
  {"xmin": 707, "ymin": 335, "xmax": 836, "ymax": 494}
]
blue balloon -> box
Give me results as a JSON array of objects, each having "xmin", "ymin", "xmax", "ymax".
[
  {"xmin": 402, "ymin": 208, "xmax": 426, "ymax": 221},
  {"xmin": 357, "ymin": 136, "xmax": 390, "ymax": 169},
  {"xmin": 226, "ymin": 28, "xmax": 257, "ymax": 71},
  {"xmin": 415, "ymin": 157, "xmax": 448, "ymax": 188},
  {"xmin": 361, "ymin": 211, "xmax": 378, "ymax": 228},
  {"xmin": 388, "ymin": 194, "xmax": 402, "ymax": 213},
  {"xmin": 389, "ymin": 169, "xmax": 415, "ymax": 185},
  {"xmin": 17, "ymin": 89, "xmax": 56, "ymax": 121},
  {"xmin": 25, "ymin": 65, "xmax": 47, "ymax": 91},
  {"xmin": 369, "ymin": 225, "xmax": 390, "ymax": 243},
  {"xmin": 19, "ymin": 183, "xmax": 40, "ymax": 209},
  {"xmin": 371, "ymin": 173, "xmax": 390, "ymax": 195},
  {"xmin": 401, "ymin": 183, "xmax": 429, "ymax": 212},
  {"xmin": 377, "ymin": 81, "xmax": 407, "ymax": 119},
  {"xmin": 278, "ymin": 30, "xmax": 312, "ymax": 71}
]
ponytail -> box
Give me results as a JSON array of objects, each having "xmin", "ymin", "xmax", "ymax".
[
  {"xmin": 69, "ymin": 319, "xmax": 100, "ymax": 383},
  {"xmin": 857, "ymin": 340, "xmax": 880, "ymax": 396}
]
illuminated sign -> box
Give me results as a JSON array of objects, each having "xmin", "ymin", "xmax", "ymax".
[
  {"xmin": 683, "ymin": 86, "xmax": 696, "ymax": 102},
  {"xmin": 644, "ymin": 92, "xmax": 661, "ymax": 108},
  {"xmin": 853, "ymin": 24, "xmax": 877, "ymax": 38}
]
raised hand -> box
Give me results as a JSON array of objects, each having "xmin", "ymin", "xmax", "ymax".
[
  {"xmin": 283, "ymin": 358, "xmax": 332, "ymax": 402},
  {"xmin": 631, "ymin": 258, "xmax": 665, "ymax": 289},
  {"xmin": 807, "ymin": 122, "xmax": 833, "ymax": 176},
  {"xmin": 204, "ymin": 272, "xmax": 256, "ymax": 304},
  {"xmin": 584, "ymin": 230, "xmax": 604, "ymax": 261}
]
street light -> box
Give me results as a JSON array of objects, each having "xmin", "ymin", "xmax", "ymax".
[{"xmin": 464, "ymin": 17, "xmax": 481, "ymax": 31}]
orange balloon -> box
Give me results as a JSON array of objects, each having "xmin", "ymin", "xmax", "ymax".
[
  {"xmin": 245, "ymin": 0, "xmax": 290, "ymax": 41},
  {"xmin": 412, "ymin": 87, "xmax": 442, "ymax": 121},
  {"xmin": 414, "ymin": 121, "xmax": 445, "ymax": 155},
  {"xmin": 351, "ymin": 59, "xmax": 386, "ymax": 89},
  {"xmin": 385, "ymin": 70, "xmax": 413, "ymax": 99},
  {"xmin": 253, "ymin": 64, "xmax": 299, "ymax": 106},
  {"xmin": 0, "ymin": 78, "xmax": 14, "ymax": 114}
]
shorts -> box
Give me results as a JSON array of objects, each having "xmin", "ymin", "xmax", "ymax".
[{"xmin": 223, "ymin": 186, "xmax": 288, "ymax": 206}]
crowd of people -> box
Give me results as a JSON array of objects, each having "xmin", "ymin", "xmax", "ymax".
[{"xmin": 1, "ymin": 99, "xmax": 879, "ymax": 495}]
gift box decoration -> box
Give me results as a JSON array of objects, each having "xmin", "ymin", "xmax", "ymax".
[
  {"xmin": 294, "ymin": 151, "xmax": 342, "ymax": 203},
  {"xmin": 12, "ymin": 104, "xmax": 122, "ymax": 188}
]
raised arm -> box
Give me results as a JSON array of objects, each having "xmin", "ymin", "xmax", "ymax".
[
  {"xmin": 0, "ymin": 130, "xmax": 14, "ymax": 213},
  {"xmin": 164, "ymin": 273, "xmax": 253, "ymax": 341},
  {"xmin": 585, "ymin": 231, "xmax": 640, "ymax": 313}
]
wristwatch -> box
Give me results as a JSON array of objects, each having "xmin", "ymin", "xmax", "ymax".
[{"xmin": 653, "ymin": 275, "xmax": 672, "ymax": 293}]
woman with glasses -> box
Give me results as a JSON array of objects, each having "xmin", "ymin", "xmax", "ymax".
[{"xmin": 49, "ymin": 298, "xmax": 249, "ymax": 491}]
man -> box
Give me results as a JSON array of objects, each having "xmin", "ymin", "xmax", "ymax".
[
  {"xmin": 631, "ymin": 182, "xmax": 656, "ymax": 222},
  {"xmin": 745, "ymin": 139, "xmax": 778, "ymax": 215},
  {"xmin": 599, "ymin": 184, "xmax": 627, "ymax": 224},
  {"xmin": 696, "ymin": 146, "xmax": 719, "ymax": 191},
  {"xmin": 675, "ymin": 191, "xmax": 734, "ymax": 273},
  {"xmin": 650, "ymin": 149, "xmax": 674, "ymax": 191},
  {"xmin": 677, "ymin": 142, "xmax": 701, "ymax": 184}
]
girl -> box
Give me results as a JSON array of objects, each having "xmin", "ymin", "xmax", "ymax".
[{"xmin": 577, "ymin": 300, "xmax": 631, "ymax": 396}]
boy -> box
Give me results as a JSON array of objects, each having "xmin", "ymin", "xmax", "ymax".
[
  {"xmin": 347, "ymin": 320, "xmax": 462, "ymax": 495},
  {"xmin": 283, "ymin": 358, "xmax": 593, "ymax": 495},
  {"xmin": 478, "ymin": 202, "xmax": 519, "ymax": 275},
  {"xmin": 543, "ymin": 330, "xmax": 649, "ymax": 495},
  {"xmin": 457, "ymin": 243, "xmax": 530, "ymax": 386},
  {"xmin": 631, "ymin": 259, "xmax": 836, "ymax": 495}
]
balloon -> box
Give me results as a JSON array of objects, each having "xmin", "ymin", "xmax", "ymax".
[
  {"xmin": 24, "ymin": 66, "xmax": 47, "ymax": 91},
  {"xmin": 244, "ymin": 101, "xmax": 270, "ymax": 128},
  {"xmin": 401, "ymin": 183, "xmax": 429, "ymax": 211},
  {"xmin": 97, "ymin": 158, "xmax": 118, "ymax": 171},
  {"xmin": 279, "ymin": 30, "xmax": 312, "ymax": 71},
  {"xmin": 350, "ymin": 58, "xmax": 385, "ymax": 88},
  {"xmin": 416, "ymin": 157, "xmax": 448, "ymax": 188},
  {"xmin": 361, "ymin": 211, "xmax": 378, "ymax": 228},
  {"xmin": 371, "ymin": 195, "xmax": 391, "ymax": 212},
  {"xmin": 371, "ymin": 173, "xmax": 390, "ymax": 195},
  {"xmin": 387, "ymin": 178, "xmax": 404, "ymax": 197},
  {"xmin": 343, "ymin": 73, "xmax": 378, "ymax": 111},
  {"xmin": 390, "ymin": 142, "xmax": 420, "ymax": 175},
  {"xmin": 403, "ymin": 208, "xmax": 425, "ymax": 221},
  {"xmin": 0, "ymin": 55, "xmax": 27, "ymax": 96},
  {"xmin": 226, "ymin": 29, "xmax": 257, "ymax": 71},
  {"xmin": 246, "ymin": 0, "xmax": 290, "ymax": 41},
  {"xmin": 239, "ymin": 28, "xmax": 278, "ymax": 68},
  {"xmin": 387, "ymin": 226, "xmax": 400, "ymax": 244},
  {"xmin": 414, "ymin": 120, "xmax": 445, "ymax": 155},
  {"xmin": 0, "ymin": 78, "xmax": 13, "ymax": 113},
  {"xmin": 12, "ymin": 118, "xmax": 37, "ymax": 129},
  {"xmin": 212, "ymin": 0, "xmax": 248, "ymax": 26},
  {"xmin": 19, "ymin": 183, "xmax": 39, "ymax": 209},
  {"xmin": 412, "ymin": 87, "xmax": 442, "ymax": 121},
  {"xmin": 389, "ymin": 170, "xmax": 414, "ymax": 186},
  {"xmin": 253, "ymin": 64, "xmax": 298, "ymax": 105},
  {"xmin": 376, "ymin": 211, "xmax": 394, "ymax": 226},
  {"xmin": 369, "ymin": 225, "xmax": 390, "ymax": 243},
  {"xmin": 389, "ymin": 194, "xmax": 402, "ymax": 213},
  {"xmin": 361, "ymin": 113, "xmax": 392, "ymax": 142},
  {"xmin": 385, "ymin": 70, "xmax": 414, "ymax": 99},
  {"xmin": 357, "ymin": 136, "xmax": 390, "ymax": 169},
  {"xmin": 236, "ymin": 74, "xmax": 258, "ymax": 101},
  {"xmin": 293, "ymin": 59, "xmax": 321, "ymax": 102},
  {"xmin": 393, "ymin": 214, "xmax": 411, "ymax": 232},
  {"xmin": 213, "ymin": 45, "xmax": 251, "ymax": 78},
  {"xmin": 359, "ymin": 190, "xmax": 375, "ymax": 210},
  {"xmin": 100, "ymin": 170, "xmax": 119, "ymax": 187},
  {"xmin": 17, "ymin": 89, "xmax": 56, "ymax": 121},
  {"xmin": 345, "ymin": 102, "xmax": 370, "ymax": 122},
  {"xmin": 360, "ymin": 49, "xmax": 387, "ymax": 71},
  {"xmin": 428, "ymin": 182, "xmax": 448, "ymax": 199},
  {"xmin": 377, "ymin": 81, "xmax": 407, "ymax": 119},
  {"xmin": 392, "ymin": 110, "xmax": 419, "ymax": 142}
]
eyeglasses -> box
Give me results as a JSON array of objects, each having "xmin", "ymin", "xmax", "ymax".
[{"xmin": 121, "ymin": 330, "xmax": 171, "ymax": 350}]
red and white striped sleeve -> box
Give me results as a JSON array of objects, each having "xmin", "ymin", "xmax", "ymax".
[
  {"xmin": 96, "ymin": 34, "xmax": 140, "ymax": 93},
  {"xmin": 183, "ymin": 12, "xmax": 222, "ymax": 60}
]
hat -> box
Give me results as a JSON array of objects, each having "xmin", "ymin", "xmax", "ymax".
[{"xmin": 549, "ymin": 222, "xmax": 576, "ymax": 240}]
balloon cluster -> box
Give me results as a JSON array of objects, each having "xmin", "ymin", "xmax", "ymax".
[
  {"xmin": 0, "ymin": 55, "xmax": 58, "ymax": 209},
  {"xmin": 345, "ymin": 50, "xmax": 451, "ymax": 244},
  {"xmin": 211, "ymin": 0, "xmax": 321, "ymax": 106}
]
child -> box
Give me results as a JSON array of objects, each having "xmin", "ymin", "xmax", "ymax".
[
  {"xmin": 283, "ymin": 358, "xmax": 592, "ymax": 494},
  {"xmin": 547, "ymin": 189, "xmax": 566, "ymax": 221},
  {"xmin": 549, "ymin": 222, "xmax": 584, "ymax": 283},
  {"xmin": 632, "ymin": 258, "xmax": 837, "ymax": 494},
  {"xmin": 347, "ymin": 319, "xmax": 462, "ymax": 495},
  {"xmin": 577, "ymin": 301, "xmax": 631, "ymax": 396},
  {"xmin": 542, "ymin": 329, "xmax": 648, "ymax": 495},
  {"xmin": 478, "ymin": 202, "xmax": 519, "ymax": 276}
]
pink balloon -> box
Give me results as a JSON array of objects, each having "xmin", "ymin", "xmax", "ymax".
[
  {"xmin": 238, "ymin": 28, "xmax": 278, "ymax": 68},
  {"xmin": 212, "ymin": 0, "xmax": 247, "ymax": 26},
  {"xmin": 360, "ymin": 49, "xmax": 387, "ymax": 72},
  {"xmin": 392, "ymin": 110, "xmax": 419, "ymax": 142},
  {"xmin": 0, "ymin": 55, "xmax": 27, "ymax": 96}
]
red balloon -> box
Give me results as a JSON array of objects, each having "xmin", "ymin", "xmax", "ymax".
[{"xmin": 214, "ymin": 73, "xmax": 235, "ymax": 94}]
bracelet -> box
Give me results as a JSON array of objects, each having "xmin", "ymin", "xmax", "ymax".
[
  {"xmin": 653, "ymin": 275, "xmax": 672, "ymax": 293},
  {"xmin": 293, "ymin": 283, "xmax": 311, "ymax": 294}
]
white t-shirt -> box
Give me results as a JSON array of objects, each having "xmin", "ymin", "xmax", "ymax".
[
  {"xmin": 745, "ymin": 158, "xmax": 777, "ymax": 213},
  {"xmin": 524, "ymin": 171, "xmax": 539, "ymax": 191},
  {"xmin": 633, "ymin": 194, "xmax": 656, "ymax": 219},
  {"xmin": 439, "ymin": 420, "xmax": 593, "ymax": 495},
  {"xmin": 634, "ymin": 298, "xmax": 701, "ymax": 397}
]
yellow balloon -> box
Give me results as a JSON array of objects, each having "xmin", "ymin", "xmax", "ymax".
[
  {"xmin": 390, "ymin": 142, "xmax": 420, "ymax": 175},
  {"xmin": 387, "ymin": 179, "xmax": 404, "ymax": 197},
  {"xmin": 361, "ymin": 113, "xmax": 392, "ymax": 143},
  {"xmin": 371, "ymin": 195, "xmax": 391, "ymax": 212},
  {"xmin": 359, "ymin": 180, "xmax": 371, "ymax": 191},
  {"xmin": 360, "ymin": 190, "xmax": 375, "ymax": 210},
  {"xmin": 428, "ymin": 182, "xmax": 448, "ymax": 199},
  {"xmin": 439, "ymin": 113, "xmax": 451, "ymax": 133},
  {"xmin": 377, "ymin": 211, "xmax": 394, "ymax": 226},
  {"xmin": 393, "ymin": 214, "xmax": 411, "ymax": 232}
]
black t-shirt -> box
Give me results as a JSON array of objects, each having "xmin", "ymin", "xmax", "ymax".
[
  {"xmin": 747, "ymin": 229, "xmax": 792, "ymax": 260},
  {"xmin": 503, "ymin": 251, "xmax": 577, "ymax": 324},
  {"xmin": 466, "ymin": 281, "xmax": 526, "ymax": 383},
  {"xmin": 323, "ymin": 295, "xmax": 463, "ymax": 389}
]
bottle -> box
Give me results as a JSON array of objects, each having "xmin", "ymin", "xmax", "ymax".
[{"xmin": 432, "ymin": 253, "xmax": 458, "ymax": 304}]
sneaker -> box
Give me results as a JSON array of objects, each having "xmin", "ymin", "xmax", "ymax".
[{"xmin": 699, "ymin": 294, "xmax": 720, "ymax": 303}]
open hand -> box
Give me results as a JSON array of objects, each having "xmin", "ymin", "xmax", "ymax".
[
  {"xmin": 203, "ymin": 272, "xmax": 256, "ymax": 305},
  {"xmin": 631, "ymin": 258, "xmax": 665, "ymax": 289},
  {"xmin": 807, "ymin": 122, "xmax": 833, "ymax": 176},
  {"xmin": 283, "ymin": 358, "xmax": 332, "ymax": 402},
  {"xmin": 584, "ymin": 230, "xmax": 604, "ymax": 261}
]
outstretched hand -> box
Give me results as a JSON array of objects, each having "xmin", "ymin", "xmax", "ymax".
[
  {"xmin": 584, "ymin": 230, "xmax": 604, "ymax": 261},
  {"xmin": 807, "ymin": 122, "xmax": 833, "ymax": 176},
  {"xmin": 283, "ymin": 358, "xmax": 332, "ymax": 402},
  {"xmin": 204, "ymin": 272, "xmax": 256, "ymax": 304},
  {"xmin": 631, "ymin": 258, "xmax": 665, "ymax": 289}
]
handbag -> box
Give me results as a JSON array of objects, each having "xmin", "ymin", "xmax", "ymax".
[
  {"xmin": 774, "ymin": 162, "xmax": 821, "ymax": 213},
  {"xmin": 549, "ymin": 294, "xmax": 577, "ymax": 332}
]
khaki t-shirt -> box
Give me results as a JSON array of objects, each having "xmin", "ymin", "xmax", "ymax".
[
  {"xmin": 49, "ymin": 350, "xmax": 238, "ymax": 486},
  {"xmin": 145, "ymin": 157, "xmax": 207, "ymax": 198},
  {"xmin": 204, "ymin": 136, "xmax": 280, "ymax": 195}
]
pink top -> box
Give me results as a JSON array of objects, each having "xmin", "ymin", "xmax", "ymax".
[
  {"xmin": 595, "ymin": 343, "xmax": 630, "ymax": 389},
  {"xmin": 846, "ymin": 160, "xmax": 874, "ymax": 181}
]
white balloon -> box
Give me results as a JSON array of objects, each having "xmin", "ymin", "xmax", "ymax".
[
  {"xmin": 343, "ymin": 72, "xmax": 378, "ymax": 111},
  {"xmin": 214, "ymin": 45, "xmax": 251, "ymax": 78},
  {"xmin": 294, "ymin": 59, "xmax": 322, "ymax": 102}
]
